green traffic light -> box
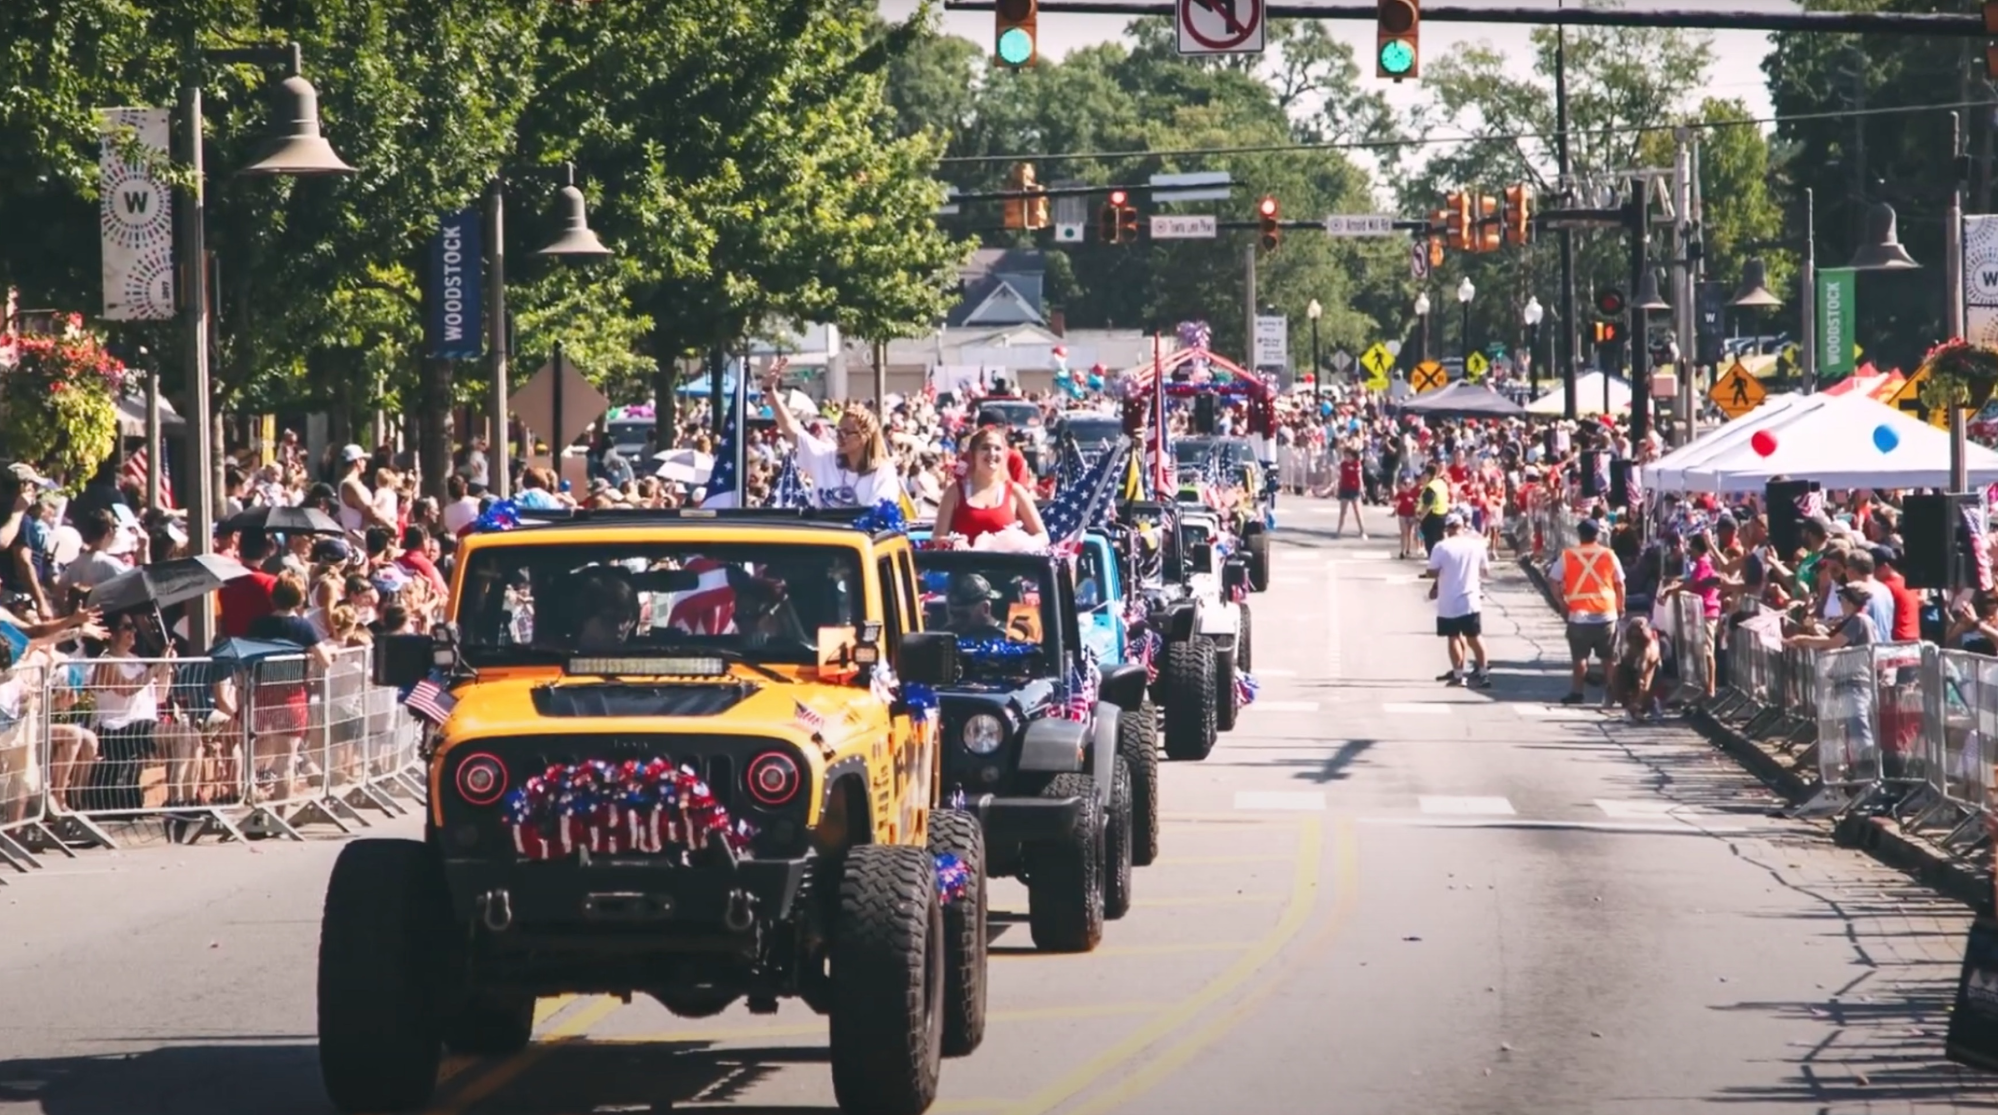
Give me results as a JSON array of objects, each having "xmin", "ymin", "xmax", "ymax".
[
  {"xmin": 997, "ymin": 27, "xmax": 1034, "ymax": 66},
  {"xmin": 1379, "ymin": 39, "xmax": 1415, "ymax": 75}
]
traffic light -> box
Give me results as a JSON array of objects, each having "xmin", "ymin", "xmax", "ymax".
[
  {"xmin": 1375, "ymin": 0, "xmax": 1420, "ymax": 81},
  {"xmin": 1595, "ymin": 286, "xmax": 1627, "ymax": 319},
  {"xmin": 1501, "ymin": 184, "xmax": 1532, "ymax": 246},
  {"xmin": 1118, "ymin": 201, "xmax": 1140, "ymax": 243},
  {"xmin": 1594, "ymin": 321, "xmax": 1624, "ymax": 345},
  {"xmin": 1475, "ymin": 194, "xmax": 1501, "ymax": 253},
  {"xmin": 1100, "ymin": 188, "xmax": 1127, "ymax": 243},
  {"xmin": 995, "ymin": 0, "xmax": 1038, "ymax": 68},
  {"xmin": 1444, "ymin": 191, "xmax": 1471, "ymax": 251},
  {"xmin": 1258, "ymin": 195, "xmax": 1280, "ymax": 251},
  {"xmin": 1426, "ymin": 208, "xmax": 1448, "ymax": 267},
  {"xmin": 1002, "ymin": 163, "xmax": 1031, "ymax": 230}
]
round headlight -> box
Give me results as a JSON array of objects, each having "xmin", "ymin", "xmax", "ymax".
[{"xmin": 962, "ymin": 713, "xmax": 1007, "ymax": 754}]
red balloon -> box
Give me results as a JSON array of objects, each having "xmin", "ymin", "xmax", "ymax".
[{"xmin": 1750, "ymin": 430, "xmax": 1778, "ymax": 457}]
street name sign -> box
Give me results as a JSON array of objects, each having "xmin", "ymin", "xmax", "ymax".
[
  {"xmin": 1177, "ymin": 0, "xmax": 1265, "ymax": 55},
  {"xmin": 1150, "ymin": 214, "xmax": 1218, "ymax": 239},
  {"xmin": 1253, "ymin": 314, "xmax": 1288, "ymax": 367},
  {"xmin": 1149, "ymin": 171, "xmax": 1233, "ymax": 204},
  {"xmin": 1322, "ymin": 214, "xmax": 1396, "ymax": 237}
]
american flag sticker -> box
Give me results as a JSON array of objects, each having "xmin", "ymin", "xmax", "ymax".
[
  {"xmin": 404, "ymin": 677, "xmax": 458, "ymax": 724},
  {"xmin": 793, "ymin": 699, "xmax": 828, "ymax": 735}
]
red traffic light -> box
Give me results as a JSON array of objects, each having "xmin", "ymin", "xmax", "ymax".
[
  {"xmin": 1595, "ymin": 287, "xmax": 1626, "ymax": 317},
  {"xmin": 1258, "ymin": 196, "xmax": 1278, "ymax": 218},
  {"xmin": 1108, "ymin": 188, "xmax": 1129, "ymax": 207}
]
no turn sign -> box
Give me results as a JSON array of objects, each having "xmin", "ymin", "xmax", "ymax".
[{"xmin": 1178, "ymin": 0, "xmax": 1265, "ymax": 55}]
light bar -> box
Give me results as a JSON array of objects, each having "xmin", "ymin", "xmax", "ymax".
[{"xmin": 567, "ymin": 656, "xmax": 730, "ymax": 677}]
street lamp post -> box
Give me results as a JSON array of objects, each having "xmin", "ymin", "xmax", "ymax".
[
  {"xmin": 1306, "ymin": 299, "xmax": 1322, "ymax": 414},
  {"xmin": 1457, "ymin": 277, "xmax": 1475, "ymax": 364},
  {"xmin": 1414, "ymin": 291, "xmax": 1431, "ymax": 365},
  {"xmin": 485, "ymin": 163, "xmax": 614, "ymax": 499},
  {"xmin": 183, "ymin": 39, "xmax": 354, "ymax": 651},
  {"xmin": 1523, "ymin": 296, "xmax": 1544, "ymax": 395}
]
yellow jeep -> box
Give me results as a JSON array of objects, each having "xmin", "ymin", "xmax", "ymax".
[{"xmin": 316, "ymin": 507, "xmax": 985, "ymax": 1115}]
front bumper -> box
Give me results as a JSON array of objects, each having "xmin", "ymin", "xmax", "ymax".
[
  {"xmin": 442, "ymin": 855, "xmax": 811, "ymax": 929},
  {"xmin": 966, "ymin": 792, "xmax": 1082, "ymax": 845}
]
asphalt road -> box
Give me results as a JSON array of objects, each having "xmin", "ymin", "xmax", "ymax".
[{"xmin": 2, "ymin": 503, "xmax": 1995, "ymax": 1114}]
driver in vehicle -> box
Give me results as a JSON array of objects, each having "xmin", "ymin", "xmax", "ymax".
[
  {"xmin": 941, "ymin": 574, "xmax": 1010, "ymax": 640},
  {"xmin": 573, "ymin": 570, "xmax": 640, "ymax": 651}
]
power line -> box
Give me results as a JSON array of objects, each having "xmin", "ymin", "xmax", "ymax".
[{"xmin": 935, "ymin": 96, "xmax": 1994, "ymax": 165}]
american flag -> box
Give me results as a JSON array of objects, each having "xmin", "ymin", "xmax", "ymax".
[
  {"xmin": 1041, "ymin": 439, "xmax": 1130, "ymax": 544},
  {"xmin": 793, "ymin": 698, "xmax": 828, "ymax": 734},
  {"xmin": 1054, "ymin": 433, "xmax": 1086, "ymax": 492},
  {"xmin": 769, "ymin": 454, "xmax": 810, "ymax": 509},
  {"xmin": 1059, "ymin": 656, "xmax": 1098, "ymax": 721},
  {"xmin": 1147, "ymin": 357, "xmax": 1171, "ymax": 498},
  {"xmin": 702, "ymin": 396, "xmax": 741, "ymax": 508},
  {"xmin": 665, "ymin": 556, "xmax": 737, "ymax": 634},
  {"xmin": 121, "ymin": 448, "xmax": 175, "ymax": 508},
  {"xmin": 403, "ymin": 673, "xmax": 458, "ymax": 724}
]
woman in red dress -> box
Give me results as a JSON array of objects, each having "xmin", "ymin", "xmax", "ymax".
[{"xmin": 933, "ymin": 427, "xmax": 1047, "ymax": 545}]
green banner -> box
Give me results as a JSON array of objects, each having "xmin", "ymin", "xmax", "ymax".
[{"xmin": 1815, "ymin": 267, "xmax": 1857, "ymax": 380}]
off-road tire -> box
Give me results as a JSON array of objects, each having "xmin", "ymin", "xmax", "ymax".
[
  {"xmin": 1161, "ymin": 637, "xmax": 1217, "ymax": 761},
  {"xmin": 1245, "ymin": 530, "xmax": 1271, "ymax": 593},
  {"xmin": 926, "ymin": 809, "xmax": 988, "ymax": 1058},
  {"xmin": 1029, "ymin": 773, "xmax": 1105, "ymax": 952},
  {"xmin": 317, "ymin": 838, "xmax": 452, "ymax": 1114},
  {"xmin": 1214, "ymin": 637, "xmax": 1241, "ymax": 733},
  {"xmin": 443, "ymin": 993, "xmax": 535, "ymax": 1056},
  {"xmin": 1239, "ymin": 603, "xmax": 1254, "ymax": 673},
  {"xmin": 828, "ymin": 845, "xmax": 946, "ymax": 1115},
  {"xmin": 1116, "ymin": 698, "xmax": 1160, "ymax": 866},
  {"xmin": 1103, "ymin": 758, "xmax": 1135, "ymax": 920}
]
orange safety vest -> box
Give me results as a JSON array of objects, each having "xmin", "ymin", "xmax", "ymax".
[{"xmin": 1560, "ymin": 543, "xmax": 1619, "ymax": 617}]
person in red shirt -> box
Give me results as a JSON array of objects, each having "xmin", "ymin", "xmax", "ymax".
[
  {"xmin": 217, "ymin": 530, "xmax": 279, "ymax": 638},
  {"xmin": 395, "ymin": 525, "xmax": 450, "ymax": 597},
  {"xmin": 1871, "ymin": 545, "xmax": 1923, "ymax": 642},
  {"xmin": 1334, "ymin": 448, "xmax": 1368, "ymax": 539},
  {"xmin": 1393, "ymin": 479, "xmax": 1420, "ymax": 559}
]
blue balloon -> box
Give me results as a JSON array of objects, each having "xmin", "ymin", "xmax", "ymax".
[{"xmin": 1872, "ymin": 424, "xmax": 1900, "ymax": 453}]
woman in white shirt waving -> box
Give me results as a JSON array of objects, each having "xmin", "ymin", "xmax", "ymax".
[{"xmin": 765, "ymin": 379, "xmax": 902, "ymax": 509}]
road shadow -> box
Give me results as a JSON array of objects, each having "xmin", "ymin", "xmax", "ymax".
[{"xmin": 466, "ymin": 1040, "xmax": 838, "ymax": 1114}]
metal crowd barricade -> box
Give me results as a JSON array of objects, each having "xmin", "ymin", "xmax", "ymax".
[
  {"xmin": 1813, "ymin": 645, "xmax": 1883, "ymax": 793},
  {"xmin": 0, "ymin": 662, "xmax": 55, "ymax": 875}
]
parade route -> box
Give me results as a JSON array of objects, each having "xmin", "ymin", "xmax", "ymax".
[{"xmin": 0, "ymin": 505, "xmax": 1992, "ymax": 1114}]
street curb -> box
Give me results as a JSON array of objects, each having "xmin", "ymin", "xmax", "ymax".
[{"xmin": 1515, "ymin": 554, "xmax": 1987, "ymax": 909}]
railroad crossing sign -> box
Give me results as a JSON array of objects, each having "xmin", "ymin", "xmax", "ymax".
[
  {"xmin": 1177, "ymin": 0, "xmax": 1265, "ymax": 55},
  {"xmin": 1464, "ymin": 352, "xmax": 1490, "ymax": 382},
  {"xmin": 1885, "ymin": 364, "xmax": 1948, "ymax": 430},
  {"xmin": 1358, "ymin": 342, "xmax": 1394, "ymax": 380},
  {"xmin": 1411, "ymin": 360, "xmax": 1448, "ymax": 393},
  {"xmin": 1708, "ymin": 361, "xmax": 1767, "ymax": 419}
]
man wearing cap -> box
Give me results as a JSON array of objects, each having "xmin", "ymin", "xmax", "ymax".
[
  {"xmin": 337, "ymin": 444, "xmax": 388, "ymax": 537},
  {"xmin": 940, "ymin": 573, "xmax": 1009, "ymax": 640},
  {"xmin": 1427, "ymin": 512, "xmax": 1492, "ymax": 688},
  {"xmin": 0, "ymin": 464, "xmax": 54, "ymax": 617},
  {"xmin": 1552, "ymin": 516, "xmax": 1625, "ymax": 705}
]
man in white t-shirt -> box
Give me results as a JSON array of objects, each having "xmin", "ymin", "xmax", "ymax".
[{"xmin": 1426, "ymin": 512, "xmax": 1492, "ymax": 689}]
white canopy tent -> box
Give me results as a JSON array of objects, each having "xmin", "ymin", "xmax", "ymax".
[
  {"xmin": 1527, "ymin": 371, "xmax": 1630, "ymax": 416},
  {"xmin": 1641, "ymin": 394, "xmax": 1826, "ymax": 491},
  {"xmin": 1683, "ymin": 395, "xmax": 1998, "ymax": 492}
]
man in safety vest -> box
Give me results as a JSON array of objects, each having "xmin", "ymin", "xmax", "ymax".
[
  {"xmin": 1415, "ymin": 463, "xmax": 1452, "ymax": 557},
  {"xmin": 1554, "ymin": 516, "xmax": 1625, "ymax": 705}
]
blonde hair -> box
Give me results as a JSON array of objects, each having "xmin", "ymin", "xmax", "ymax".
[
  {"xmin": 839, "ymin": 405, "xmax": 888, "ymax": 474},
  {"xmin": 329, "ymin": 603, "xmax": 359, "ymax": 637},
  {"xmin": 272, "ymin": 572, "xmax": 307, "ymax": 611}
]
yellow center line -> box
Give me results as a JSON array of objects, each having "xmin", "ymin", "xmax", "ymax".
[
  {"xmin": 992, "ymin": 940, "xmax": 1251, "ymax": 960},
  {"xmin": 589, "ymin": 999, "xmax": 1170, "ymax": 1045},
  {"xmin": 998, "ymin": 817, "xmax": 1324, "ymax": 1115},
  {"xmin": 435, "ymin": 995, "xmax": 579, "ymax": 1086},
  {"xmin": 1054, "ymin": 819, "xmax": 1364, "ymax": 1115},
  {"xmin": 432, "ymin": 994, "xmax": 626, "ymax": 1114},
  {"xmin": 1152, "ymin": 854, "xmax": 1295, "ymax": 865},
  {"xmin": 1132, "ymin": 892, "xmax": 1289, "ymax": 908}
]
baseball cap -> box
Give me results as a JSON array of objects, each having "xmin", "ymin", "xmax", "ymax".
[
  {"xmin": 6, "ymin": 463, "xmax": 53, "ymax": 488},
  {"xmin": 311, "ymin": 537, "xmax": 353, "ymax": 564},
  {"xmin": 1576, "ymin": 517, "xmax": 1600, "ymax": 541},
  {"xmin": 1442, "ymin": 511, "xmax": 1466, "ymax": 528},
  {"xmin": 947, "ymin": 573, "xmax": 1000, "ymax": 607},
  {"xmin": 1868, "ymin": 543, "xmax": 1900, "ymax": 567},
  {"xmin": 340, "ymin": 444, "xmax": 368, "ymax": 464}
]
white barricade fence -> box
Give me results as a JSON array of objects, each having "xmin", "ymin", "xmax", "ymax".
[{"xmin": 0, "ymin": 662, "xmax": 54, "ymax": 873}]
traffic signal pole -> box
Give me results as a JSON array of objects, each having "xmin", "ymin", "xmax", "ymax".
[
  {"xmin": 1629, "ymin": 191, "xmax": 1653, "ymax": 446},
  {"xmin": 1555, "ymin": 24, "xmax": 1578, "ymax": 422}
]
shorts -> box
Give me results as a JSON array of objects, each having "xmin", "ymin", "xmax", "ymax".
[
  {"xmin": 1436, "ymin": 612, "xmax": 1482, "ymax": 639},
  {"xmin": 1565, "ymin": 620, "xmax": 1614, "ymax": 663},
  {"xmin": 1338, "ymin": 486, "xmax": 1361, "ymax": 501},
  {"xmin": 1419, "ymin": 514, "xmax": 1446, "ymax": 552}
]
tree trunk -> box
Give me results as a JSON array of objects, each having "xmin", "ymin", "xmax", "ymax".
[{"xmin": 420, "ymin": 355, "xmax": 453, "ymax": 501}]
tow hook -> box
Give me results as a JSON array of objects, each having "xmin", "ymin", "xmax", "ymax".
[
  {"xmin": 477, "ymin": 889, "xmax": 514, "ymax": 933},
  {"xmin": 723, "ymin": 889, "xmax": 756, "ymax": 933}
]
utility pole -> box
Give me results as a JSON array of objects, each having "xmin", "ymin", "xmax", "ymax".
[
  {"xmin": 1673, "ymin": 131, "xmax": 1696, "ymax": 446},
  {"xmin": 1555, "ymin": 24, "xmax": 1578, "ymax": 421},
  {"xmin": 1628, "ymin": 183, "xmax": 1653, "ymax": 446},
  {"xmin": 1243, "ymin": 242, "xmax": 1258, "ymax": 372},
  {"xmin": 1949, "ymin": 110, "xmax": 1969, "ymax": 495}
]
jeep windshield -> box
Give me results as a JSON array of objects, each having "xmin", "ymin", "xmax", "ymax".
[
  {"xmin": 913, "ymin": 553, "xmax": 1057, "ymax": 678},
  {"xmin": 455, "ymin": 541, "xmax": 864, "ymax": 666},
  {"xmin": 977, "ymin": 401, "xmax": 1042, "ymax": 432},
  {"xmin": 1057, "ymin": 415, "xmax": 1122, "ymax": 454}
]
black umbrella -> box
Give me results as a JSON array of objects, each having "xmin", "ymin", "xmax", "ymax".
[
  {"xmin": 86, "ymin": 554, "xmax": 254, "ymax": 614},
  {"xmin": 206, "ymin": 636, "xmax": 304, "ymax": 666},
  {"xmin": 218, "ymin": 504, "xmax": 344, "ymax": 535}
]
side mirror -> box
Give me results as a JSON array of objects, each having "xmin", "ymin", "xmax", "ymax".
[
  {"xmin": 374, "ymin": 633, "xmax": 434, "ymax": 689},
  {"xmin": 1165, "ymin": 601, "xmax": 1198, "ymax": 642},
  {"xmin": 1188, "ymin": 544, "xmax": 1214, "ymax": 575},
  {"xmin": 895, "ymin": 630, "xmax": 961, "ymax": 687},
  {"xmin": 1222, "ymin": 560, "xmax": 1248, "ymax": 593},
  {"xmin": 1097, "ymin": 662, "xmax": 1148, "ymax": 712}
]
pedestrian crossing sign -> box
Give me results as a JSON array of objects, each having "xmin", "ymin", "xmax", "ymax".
[
  {"xmin": 1465, "ymin": 352, "xmax": 1490, "ymax": 382},
  {"xmin": 1885, "ymin": 365, "xmax": 1947, "ymax": 430},
  {"xmin": 1709, "ymin": 361, "xmax": 1766, "ymax": 418},
  {"xmin": 1359, "ymin": 342, "xmax": 1394, "ymax": 380},
  {"xmin": 1363, "ymin": 359, "xmax": 1391, "ymax": 392}
]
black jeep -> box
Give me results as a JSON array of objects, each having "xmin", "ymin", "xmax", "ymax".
[
  {"xmin": 1114, "ymin": 501, "xmax": 1220, "ymax": 761},
  {"xmin": 913, "ymin": 549, "xmax": 1149, "ymax": 953}
]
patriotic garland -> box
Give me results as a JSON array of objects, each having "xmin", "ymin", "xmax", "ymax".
[
  {"xmin": 954, "ymin": 637, "xmax": 1040, "ymax": 662},
  {"xmin": 500, "ymin": 759, "xmax": 754, "ymax": 861},
  {"xmin": 475, "ymin": 498, "xmax": 523, "ymax": 533},
  {"xmin": 853, "ymin": 499, "xmax": 907, "ymax": 534},
  {"xmin": 1137, "ymin": 628, "xmax": 1163, "ymax": 683},
  {"xmin": 1235, "ymin": 671, "xmax": 1259, "ymax": 709}
]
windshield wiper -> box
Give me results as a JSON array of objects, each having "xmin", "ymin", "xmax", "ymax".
[{"xmin": 702, "ymin": 647, "xmax": 796, "ymax": 686}]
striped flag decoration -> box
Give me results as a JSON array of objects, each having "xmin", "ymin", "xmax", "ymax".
[
  {"xmin": 1054, "ymin": 432, "xmax": 1086, "ymax": 492},
  {"xmin": 793, "ymin": 698, "xmax": 828, "ymax": 735},
  {"xmin": 770, "ymin": 454, "xmax": 811, "ymax": 508},
  {"xmin": 1059, "ymin": 656, "xmax": 1098, "ymax": 721},
  {"xmin": 121, "ymin": 448, "xmax": 175, "ymax": 508},
  {"xmin": 1040, "ymin": 438, "xmax": 1131, "ymax": 544},
  {"xmin": 402, "ymin": 672, "xmax": 458, "ymax": 724},
  {"xmin": 702, "ymin": 395, "xmax": 741, "ymax": 508}
]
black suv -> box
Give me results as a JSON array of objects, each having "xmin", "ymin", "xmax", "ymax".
[{"xmin": 913, "ymin": 548, "xmax": 1150, "ymax": 953}]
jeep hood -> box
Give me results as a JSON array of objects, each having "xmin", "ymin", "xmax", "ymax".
[{"xmin": 442, "ymin": 670, "xmax": 884, "ymax": 744}]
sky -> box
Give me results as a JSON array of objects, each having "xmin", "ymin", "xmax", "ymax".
[{"xmin": 879, "ymin": 0, "xmax": 1792, "ymax": 156}]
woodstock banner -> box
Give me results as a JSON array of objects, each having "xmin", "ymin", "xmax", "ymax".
[
  {"xmin": 98, "ymin": 107, "xmax": 176, "ymax": 321},
  {"xmin": 1966, "ymin": 214, "xmax": 1998, "ymax": 349}
]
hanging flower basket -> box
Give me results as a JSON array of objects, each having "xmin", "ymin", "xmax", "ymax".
[
  {"xmin": 1917, "ymin": 338, "xmax": 1998, "ymax": 413},
  {"xmin": 0, "ymin": 330, "xmax": 128, "ymax": 490}
]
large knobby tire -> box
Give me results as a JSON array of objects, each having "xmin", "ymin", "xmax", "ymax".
[
  {"xmin": 1245, "ymin": 531, "xmax": 1271, "ymax": 593},
  {"xmin": 829, "ymin": 845, "xmax": 945, "ymax": 1115},
  {"xmin": 926, "ymin": 809, "xmax": 988, "ymax": 1058},
  {"xmin": 1238, "ymin": 603, "xmax": 1254, "ymax": 674},
  {"xmin": 317, "ymin": 838, "xmax": 452, "ymax": 1114},
  {"xmin": 1161, "ymin": 637, "xmax": 1217, "ymax": 762},
  {"xmin": 1103, "ymin": 757, "xmax": 1135, "ymax": 921},
  {"xmin": 1028, "ymin": 773, "xmax": 1105, "ymax": 953},
  {"xmin": 443, "ymin": 993, "xmax": 535, "ymax": 1056},
  {"xmin": 1116, "ymin": 698, "xmax": 1160, "ymax": 867},
  {"xmin": 1214, "ymin": 637, "xmax": 1241, "ymax": 733}
]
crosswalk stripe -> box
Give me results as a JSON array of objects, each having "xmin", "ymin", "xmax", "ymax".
[
  {"xmin": 1232, "ymin": 791, "xmax": 1328, "ymax": 811},
  {"xmin": 1418, "ymin": 795, "xmax": 1516, "ymax": 815}
]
